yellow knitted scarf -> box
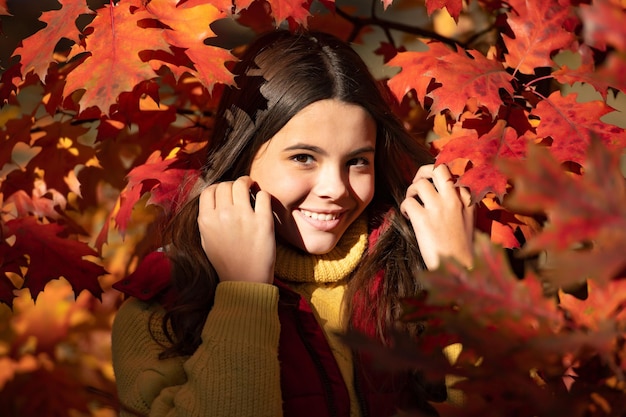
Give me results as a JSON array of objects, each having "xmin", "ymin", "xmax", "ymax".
[{"xmin": 274, "ymin": 215, "xmax": 368, "ymax": 283}]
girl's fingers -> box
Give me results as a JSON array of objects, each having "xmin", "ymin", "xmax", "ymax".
[
  {"xmin": 199, "ymin": 184, "xmax": 216, "ymax": 211},
  {"xmin": 459, "ymin": 185, "xmax": 472, "ymax": 208},
  {"xmin": 232, "ymin": 176, "xmax": 255, "ymax": 211},
  {"xmin": 214, "ymin": 180, "xmax": 234, "ymax": 207}
]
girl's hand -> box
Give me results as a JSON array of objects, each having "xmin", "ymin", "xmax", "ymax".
[
  {"xmin": 198, "ymin": 176, "xmax": 276, "ymax": 284},
  {"xmin": 400, "ymin": 164, "xmax": 475, "ymax": 270}
]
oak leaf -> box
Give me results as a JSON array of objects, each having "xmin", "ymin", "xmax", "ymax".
[
  {"xmin": 502, "ymin": 0, "xmax": 576, "ymax": 74},
  {"xmin": 144, "ymin": 0, "xmax": 236, "ymax": 90},
  {"xmin": 388, "ymin": 42, "xmax": 513, "ymax": 119},
  {"xmin": 500, "ymin": 139, "xmax": 626, "ymax": 286},
  {"xmin": 12, "ymin": 0, "xmax": 94, "ymax": 81},
  {"xmin": 266, "ymin": 0, "xmax": 313, "ymax": 27},
  {"xmin": 553, "ymin": 45, "xmax": 615, "ymax": 100},
  {"xmin": 559, "ymin": 280, "xmax": 626, "ymax": 331},
  {"xmin": 63, "ymin": 2, "xmax": 171, "ymax": 114},
  {"xmin": 115, "ymin": 151, "xmax": 200, "ymax": 233},
  {"xmin": 532, "ymin": 91, "xmax": 626, "ymax": 165},
  {"xmin": 580, "ymin": 0, "xmax": 626, "ymax": 51},
  {"xmin": 434, "ymin": 120, "xmax": 527, "ymax": 202},
  {"xmin": 26, "ymin": 120, "xmax": 94, "ymax": 197},
  {"xmin": 0, "ymin": 115, "xmax": 33, "ymax": 174},
  {"xmin": 0, "ymin": 0, "xmax": 9, "ymax": 15},
  {"xmin": 2, "ymin": 217, "xmax": 106, "ymax": 302},
  {"xmin": 425, "ymin": 0, "xmax": 463, "ymax": 21},
  {"xmin": 405, "ymin": 233, "xmax": 563, "ymax": 362}
]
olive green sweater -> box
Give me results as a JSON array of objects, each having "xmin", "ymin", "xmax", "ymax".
[{"xmin": 111, "ymin": 218, "xmax": 368, "ymax": 417}]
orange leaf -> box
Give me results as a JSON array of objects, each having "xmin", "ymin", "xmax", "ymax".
[
  {"xmin": 12, "ymin": 0, "xmax": 94, "ymax": 81},
  {"xmin": 580, "ymin": 0, "xmax": 626, "ymax": 51},
  {"xmin": 115, "ymin": 151, "xmax": 200, "ymax": 233},
  {"xmin": 553, "ymin": 45, "xmax": 616, "ymax": 100},
  {"xmin": 388, "ymin": 42, "xmax": 513, "ymax": 119},
  {"xmin": 533, "ymin": 91, "xmax": 626, "ymax": 165},
  {"xmin": 0, "ymin": 0, "xmax": 10, "ymax": 15},
  {"xmin": 501, "ymin": 139, "xmax": 626, "ymax": 285},
  {"xmin": 63, "ymin": 2, "xmax": 170, "ymax": 114},
  {"xmin": 559, "ymin": 280, "xmax": 626, "ymax": 331},
  {"xmin": 435, "ymin": 120, "xmax": 527, "ymax": 202},
  {"xmin": 145, "ymin": 0, "xmax": 235, "ymax": 90},
  {"xmin": 425, "ymin": 0, "xmax": 463, "ymax": 21},
  {"xmin": 503, "ymin": 0, "xmax": 576, "ymax": 74}
]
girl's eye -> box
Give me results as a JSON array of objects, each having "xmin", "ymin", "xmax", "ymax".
[
  {"xmin": 348, "ymin": 157, "xmax": 370, "ymax": 167},
  {"xmin": 292, "ymin": 154, "xmax": 315, "ymax": 164}
]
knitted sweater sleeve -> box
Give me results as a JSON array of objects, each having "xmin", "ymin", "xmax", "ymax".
[{"xmin": 111, "ymin": 281, "xmax": 282, "ymax": 417}]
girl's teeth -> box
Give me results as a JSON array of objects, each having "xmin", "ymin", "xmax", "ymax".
[{"xmin": 301, "ymin": 210, "xmax": 338, "ymax": 221}]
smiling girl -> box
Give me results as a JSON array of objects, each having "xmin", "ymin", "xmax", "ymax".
[{"xmin": 112, "ymin": 30, "xmax": 474, "ymax": 417}]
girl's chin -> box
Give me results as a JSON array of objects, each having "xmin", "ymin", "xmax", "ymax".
[{"xmin": 279, "ymin": 232, "xmax": 340, "ymax": 255}]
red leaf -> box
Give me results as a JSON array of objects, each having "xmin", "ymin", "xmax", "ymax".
[
  {"xmin": 502, "ymin": 0, "xmax": 576, "ymax": 74},
  {"xmin": 0, "ymin": 0, "xmax": 10, "ymax": 15},
  {"xmin": 0, "ymin": 365, "xmax": 91, "ymax": 417},
  {"xmin": 553, "ymin": 45, "xmax": 615, "ymax": 100},
  {"xmin": 388, "ymin": 42, "xmax": 513, "ymax": 119},
  {"xmin": 559, "ymin": 280, "xmax": 626, "ymax": 331},
  {"xmin": 63, "ymin": 2, "xmax": 170, "ymax": 114},
  {"xmin": 12, "ymin": 0, "xmax": 94, "ymax": 81},
  {"xmin": 500, "ymin": 140, "xmax": 626, "ymax": 286},
  {"xmin": 597, "ymin": 52, "xmax": 626, "ymax": 96},
  {"xmin": 144, "ymin": 0, "xmax": 236, "ymax": 90},
  {"xmin": 3, "ymin": 217, "xmax": 105, "ymax": 301},
  {"xmin": 266, "ymin": 0, "xmax": 313, "ymax": 26},
  {"xmin": 425, "ymin": 0, "xmax": 464, "ymax": 21},
  {"xmin": 115, "ymin": 151, "xmax": 200, "ymax": 233},
  {"xmin": 26, "ymin": 120, "xmax": 95, "ymax": 196},
  {"xmin": 533, "ymin": 91, "xmax": 626, "ymax": 165},
  {"xmin": 418, "ymin": 233, "xmax": 563, "ymax": 350},
  {"xmin": 0, "ymin": 115, "xmax": 33, "ymax": 174},
  {"xmin": 236, "ymin": 0, "xmax": 276, "ymax": 33},
  {"xmin": 435, "ymin": 120, "xmax": 527, "ymax": 202},
  {"xmin": 580, "ymin": 0, "xmax": 626, "ymax": 51}
]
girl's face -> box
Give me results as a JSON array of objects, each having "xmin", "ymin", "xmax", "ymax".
[{"xmin": 249, "ymin": 99, "xmax": 376, "ymax": 255}]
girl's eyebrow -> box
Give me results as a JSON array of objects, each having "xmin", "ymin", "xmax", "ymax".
[{"xmin": 283, "ymin": 143, "xmax": 375, "ymax": 157}]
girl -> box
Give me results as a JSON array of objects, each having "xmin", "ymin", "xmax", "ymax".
[{"xmin": 112, "ymin": 30, "xmax": 474, "ymax": 417}]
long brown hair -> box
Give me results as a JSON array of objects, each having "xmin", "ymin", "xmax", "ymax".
[{"xmin": 161, "ymin": 30, "xmax": 434, "ymax": 357}]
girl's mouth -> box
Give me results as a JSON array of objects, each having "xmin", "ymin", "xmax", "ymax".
[{"xmin": 300, "ymin": 209, "xmax": 340, "ymax": 221}]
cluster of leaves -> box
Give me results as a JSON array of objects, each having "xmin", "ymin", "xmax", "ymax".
[{"xmin": 0, "ymin": 0, "xmax": 625, "ymax": 415}]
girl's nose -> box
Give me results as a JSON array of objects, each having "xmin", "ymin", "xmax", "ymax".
[{"xmin": 315, "ymin": 166, "xmax": 349, "ymax": 200}]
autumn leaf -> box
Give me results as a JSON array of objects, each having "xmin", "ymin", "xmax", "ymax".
[
  {"xmin": 0, "ymin": 366, "xmax": 91, "ymax": 417},
  {"xmin": 12, "ymin": 0, "xmax": 95, "ymax": 82},
  {"xmin": 553, "ymin": 45, "xmax": 615, "ymax": 100},
  {"xmin": 597, "ymin": 52, "xmax": 626, "ymax": 96},
  {"xmin": 114, "ymin": 150, "xmax": 200, "ymax": 233},
  {"xmin": 532, "ymin": 91, "xmax": 626, "ymax": 165},
  {"xmin": 63, "ymin": 1, "xmax": 171, "ymax": 114},
  {"xmin": 0, "ymin": 115, "xmax": 33, "ymax": 174},
  {"xmin": 144, "ymin": 0, "xmax": 236, "ymax": 90},
  {"xmin": 425, "ymin": 0, "xmax": 463, "ymax": 21},
  {"xmin": 388, "ymin": 42, "xmax": 513, "ymax": 119},
  {"xmin": 502, "ymin": 0, "xmax": 576, "ymax": 74},
  {"xmin": 0, "ymin": 0, "xmax": 10, "ymax": 15},
  {"xmin": 2, "ymin": 217, "xmax": 106, "ymax": 301},
  {"xmin": 580, "ymin": 0, "xmax": 626, "ymax": 52},
  {"xmin": 559, "ymin": 280, "xmax": 626, "ymax": 331},
  {"xmin": 26, "ymin": 120, "xmax": 95, "ymax": 197},
  {"xmin": 266, "ymin": 0, "xmax": 314, "ymax": 27},
  {"xmin": 434, "ymin": 120, "xmax": 527, "ymax": 202},
  {"xmin": 403, "ymin": 233, "xmax": 566, "ymax": 377},
  {"xmin": 500, "ymin": 139, "xmax": 626, "ymax": 286}
]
